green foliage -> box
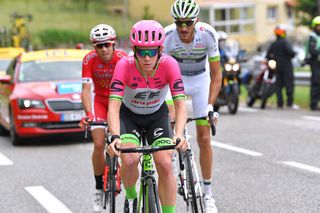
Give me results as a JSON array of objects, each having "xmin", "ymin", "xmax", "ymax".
[
  {"xmin": 37, "ymin": 29, "xmax": 88, "ymax": 48},
  {"xmin": 296, "ymin": 0, "xmax": 318, "ymax": 26}
]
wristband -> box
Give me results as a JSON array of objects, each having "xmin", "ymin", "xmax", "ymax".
[{"xmin": 110, "ymin": 135, "xmax": 120, "ymax": 143}]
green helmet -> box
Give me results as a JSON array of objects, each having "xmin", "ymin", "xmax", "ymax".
[
  {"xmin": 170, "ymin": 0, "xmax": 200, "ymax": 19},
  {"xmin": 311, "ymin": 16, "xmax": 320, "ymax": 28}
]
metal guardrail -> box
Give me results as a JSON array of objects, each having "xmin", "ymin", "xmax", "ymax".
[{"xmin": 294, "ymin": 72, "xmax": 311, "ymax": 86}]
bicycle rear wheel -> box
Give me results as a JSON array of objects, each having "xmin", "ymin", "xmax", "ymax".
[{"xmin": 184, "ymin": 150, "xmax": 204, "ymax": 213}]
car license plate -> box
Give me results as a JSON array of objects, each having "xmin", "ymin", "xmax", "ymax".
[{"xmin": 60, "ymin": 111, "xmax": 85, "ymax": 121}]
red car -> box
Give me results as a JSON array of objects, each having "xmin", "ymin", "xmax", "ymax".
[{"xmin": 0, "ymin": 49, "xmax": 90, "ymax": 145}]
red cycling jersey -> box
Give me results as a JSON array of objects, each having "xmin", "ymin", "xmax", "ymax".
[
  {"xmin": 82, "ymin": 49, "xmax": 126, "ymax": 123},
  {"xmin": 82, "ymin": 49, "xmax": 127, "ymax": 97}
]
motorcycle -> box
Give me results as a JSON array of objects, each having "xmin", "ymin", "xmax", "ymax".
[
  {"xmin": 214, "ymin": 57, "xmax": 240, "ymax": 114},
  {"xmin": 246, "ymin": 59, "xmax": 277, "ymax": 109}
]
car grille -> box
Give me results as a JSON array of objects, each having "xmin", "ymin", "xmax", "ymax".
[
  {"xmin": 47, "ymin": 100, "xmax": 83, "ymax": 112},
  {"xmin": 37, "ymin": 121, "xmax": 81, "ymax": 129}
]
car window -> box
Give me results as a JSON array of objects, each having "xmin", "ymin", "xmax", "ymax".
[
  {"xmin": 18, "ymin": 60, "xmax": 81, "ymax": 82},
  {"xmin": 0, "ymin": 60, "xmax": 11, "ymax": 71},
  {"xmin": 6, "ymin": 58, "xmax": 18, "ymax": 79}
]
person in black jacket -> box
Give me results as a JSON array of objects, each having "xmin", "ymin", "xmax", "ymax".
[
  {"xmin": 266, "ymin": 26, "xmax": 296, "ymax": 108},
  {"xmin": 306, "ymin": 16, "xmax": 320, "ymax": 111}
]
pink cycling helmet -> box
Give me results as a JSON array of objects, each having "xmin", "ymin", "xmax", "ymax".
[{"xmin": 130, "ymin": 20, "xmax": 165, "ymax": 47}]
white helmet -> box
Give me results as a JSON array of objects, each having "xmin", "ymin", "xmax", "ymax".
[
  {"xmin": 171, "ymin": 0, "xmax": 200, "ymax": 19},
  {"xmin": 89, "ymin": 24, "xmax": 116, "ymax": 44},
  {"xmin": 217, "ymin": 31, "xmax": 228, "ymax": 41}
]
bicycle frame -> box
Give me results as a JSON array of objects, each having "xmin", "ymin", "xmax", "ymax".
[
  {"xmin": 117, "ymin": 129, "xmax": 177, "ymax": 213},
  {"xmin": 84, "ymin": 122, "xmax": 121, "ymax": 213}
]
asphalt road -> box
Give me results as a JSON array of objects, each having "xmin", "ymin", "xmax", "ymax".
[{"xmin": 0, "ymin": 104, "xmax": 320, "ymax": 213}]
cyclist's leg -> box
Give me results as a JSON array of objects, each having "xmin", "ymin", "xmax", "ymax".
[
  {"xmin": 119, "ymin": 106, "xmax": 141, "ymax": 200},
  {"xmin": 92, "ymin": 95, "xmax": 108, "ymax": 189},
  {"xmin": 189, "ymin": 72, "xmax": 214, "ymax": 195},
  {"xmin": 147, "ymin": 105, "xmax": 176, "ymax": 213},
  {"xmin": 91, "ymin": 95, "xmax": 108, "ymax": 212}
]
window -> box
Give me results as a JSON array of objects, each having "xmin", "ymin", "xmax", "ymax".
[
  {"xmin": 207, "ymin": 5, "xmax": 254, "ymax": 34},
  {"xmin": 267, "ymin": 6, "xmax": 278, "ymax": 21},
  {"xmin": 199, "ymin": 8, "xmax": 210, "ymax": 23}
]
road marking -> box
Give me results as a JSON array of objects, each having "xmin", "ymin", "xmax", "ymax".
[
  {"xmin": 0, "ymin": 152, "xmax": 13, "ymax": 166},
  {"xmin": 25, "ymin": 186, "xmax": 72, "ymax": 213},
  {"xmin": 282, "ymin": 161, "xmax": 320, "ymax": 174},
  {"xmin": 238, "ymin": 106, "xmax": 259, "ymax": 113},
  {"xmin": 211, "ymin": 141, "xmax": 263, "ymax": 156},
  {"xmin": 302, "ymin": 115, "xmax": 320, "ymax": 122}
]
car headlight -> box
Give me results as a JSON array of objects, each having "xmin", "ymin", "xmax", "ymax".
[
  {"xmin": 18, "ymin": 99, "xmax": 45, "ymax": 109},
  {"xmin": 232, "ymin": 63, "xmax": 240, "ymax": 71},
  {"xmin": 225, "ymin": 64, "xmax": 232, "ymax": 72}
]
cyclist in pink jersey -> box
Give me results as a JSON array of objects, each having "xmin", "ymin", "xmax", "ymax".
[
  {"xmin": 107, "ymin": 20, "xmax": 187, "ymax": 213},
  {"xmin": 79, "ymin": 24, "xmax": 126, "ymax": 212}
]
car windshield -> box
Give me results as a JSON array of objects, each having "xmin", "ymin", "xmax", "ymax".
[
  {"xmin": 19, "ymin": 60, "xmax": 81, "ymax": 82},
  {"xmin": 0, "ymin": 59, "xmax": 11, "ymax": 70}
]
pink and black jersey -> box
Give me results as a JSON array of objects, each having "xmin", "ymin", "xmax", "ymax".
[
  {"xmin": 82, "ymin": 49, "xmax": 126, "ymax": 96},
  {"xmin": 109, "ymin": 55, "xmax": 186, "ymax": 115}
]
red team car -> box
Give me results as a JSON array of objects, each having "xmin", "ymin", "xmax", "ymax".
[{"xmin": 0, "ymin": 49, "xmax": 90, "ymax": 145}]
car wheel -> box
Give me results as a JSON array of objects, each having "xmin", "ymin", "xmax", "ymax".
[
  {"xmin": 9, "ymin": 113, "xmax": 22, "ymax": 146},
  {"xmin": 0, "ymin": 123, "xmax": 9, "ymax": 136}
]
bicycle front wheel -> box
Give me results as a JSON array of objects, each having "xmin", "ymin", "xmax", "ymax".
[
  {"xmin": 144, "ymin": 178, "xmax": 161, "ymax": 213},
  {"xmin": 104, "ymin": 156, "xmax": 116, "ymax": 213},
  {"xmin": 184, "ymin": 150, "xmax": 204, "ymax": 213}
]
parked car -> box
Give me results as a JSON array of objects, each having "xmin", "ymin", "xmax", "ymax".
[
  {"xmin": 0, "ymin": 47, "xmax": 25, "ymax": 76},
  {"xmin": 0, "ymin": 49, "xmax": 90, "ymax": 145}
]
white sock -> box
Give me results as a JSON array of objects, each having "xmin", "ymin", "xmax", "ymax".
[{"xmin": 202, "ymin": 178, "xmax": 212, "ymax": 196}]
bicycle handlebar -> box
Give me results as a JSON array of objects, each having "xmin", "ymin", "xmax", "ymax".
[
  {"xmin": 83, "ymin": 121, "xmax": 108, "ymax": 140},
  {"xmin": 185, "ymin": 115, "xmax": 217, "ymax": 136}
]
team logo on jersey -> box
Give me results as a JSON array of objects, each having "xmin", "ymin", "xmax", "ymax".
[
  {"xmin": 172, "ymin": 79, "xmax": 184, "ymax": 92},
  {"xmin": 110, "ymin": 79, "xmax": 124, "ymax": 92},
  {"xmin": 83, "ymin": 52, "xmax": 97, "ymax": 65},
  {"xmin": 98, "ymin": 64, "xmax": 104, "ymax": 69},
  {"xmin": 153, "ymin": 128, "xmax": 164, "ymax": 138}
]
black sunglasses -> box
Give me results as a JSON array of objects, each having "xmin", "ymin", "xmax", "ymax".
[
  {"xmin": 95, "ymin": 42, "xmax": 113, "ymax": 49},
  {"xmin": 175, "ymin": 20, "xmax": 195, "ymax": 28}
]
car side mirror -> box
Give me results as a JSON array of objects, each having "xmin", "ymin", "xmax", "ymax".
[{"xmin": 0, "ymin": 75, "xmax": 12, "ymax": 84}]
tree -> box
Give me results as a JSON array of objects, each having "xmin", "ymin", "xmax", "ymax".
[{"xmin": 296, "ymin": 0, "xmax": 319, "ymax": 26}]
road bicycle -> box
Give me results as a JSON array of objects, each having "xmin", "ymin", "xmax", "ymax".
[
  {"xmin": 175, "ymin": 112, "xmax": 217, "ymax": 213},
  {"xmin": 116, "ymin": 128, "xmax": 179, "ymax": 213},
  {"xmin": 84, "ymin": 121, "xmax": 121, "ymax": 213}
]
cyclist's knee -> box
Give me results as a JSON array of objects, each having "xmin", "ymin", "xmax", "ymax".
[
  {"xmin": 121, "ymin": 154, "xmax": 139, "ymax": 168},
  {"xmin": 156, "ymin": 158, "xmax": 172, "ymax": 176}
]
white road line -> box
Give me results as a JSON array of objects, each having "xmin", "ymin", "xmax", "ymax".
[
  {"xmin": 302, "ymin": 115, "xmax": 320, "ymax": 122},
  {"xmin": 0, "ymin": 152, "xmax": 13, "ymax": 166},
  {"xmin": 25, "ymin": 186, "xmax": 72, "ymax": 213},
  {"xmin": 282, "ymin": 161, "xmax": 320, "ymax": 174},
  {"xmin": 211, "ymin": 141, "xmax": 263, "ymax": 156}
]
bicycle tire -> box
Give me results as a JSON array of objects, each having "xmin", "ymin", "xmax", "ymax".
[
  {"xmin": 104, "ymin": 156, "xmax": 116, "ymax": 213},
  {"xmin": 184, "ymin": 150, "xmax": 204, "ymax": 213},
  {"xmin": 144, "ymin": 178, "xmax": 160, "ymax": 213}
]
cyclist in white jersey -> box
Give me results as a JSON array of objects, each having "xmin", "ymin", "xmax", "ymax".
[{"xmin": 163, "ymin": 0, "xmax": 222, "ymax": 212}]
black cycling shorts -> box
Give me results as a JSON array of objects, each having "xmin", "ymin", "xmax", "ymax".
[{"xmin": 119, "ymin": 103, "xmax": 172, "ymax": 146}]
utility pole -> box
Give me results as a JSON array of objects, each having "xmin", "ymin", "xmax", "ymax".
[{"xmin": 318, "ymin": 0, "xmax": 320, "ymax": 15}]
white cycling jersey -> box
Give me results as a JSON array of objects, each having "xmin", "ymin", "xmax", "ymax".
[
  {"xmin": 163, "ymin": 21, "xmax": 220, "ymax": 118},
  {"xmin": 163, "ymin": 21, "xmax": 220, "ymax": 77}
]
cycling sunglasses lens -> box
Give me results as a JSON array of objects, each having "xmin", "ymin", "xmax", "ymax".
[
  {"xmin": 96, "ymin": 43, "xmax": 112, "ymax": 49},
  {"xmin": 136, "ymin": 48, "xmax": 158, "ymax": 57},
  {"xmin": 175, "ymin": 20, "xmax": 194, "ymax": 27}
]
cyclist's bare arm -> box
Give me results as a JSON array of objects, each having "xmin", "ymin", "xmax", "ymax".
[
  {"xmin": 107, "ymin": 99, "xmax": 122, "ymax": 156},
  {"xmin": 208, "ymin": 60, "xmax": 222, "ymax": 105},
  {"xmin": 82, "ymin": 83, "xmax": 92, "ymax": 115},
  {"xmin": 173, "ymin": 99, "xmax": 187, "ymax": 150}
]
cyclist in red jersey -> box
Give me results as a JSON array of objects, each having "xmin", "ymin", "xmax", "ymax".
[{"xmin": 79, "ymin": 24, "xmax": 126, "ymax": 212}]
